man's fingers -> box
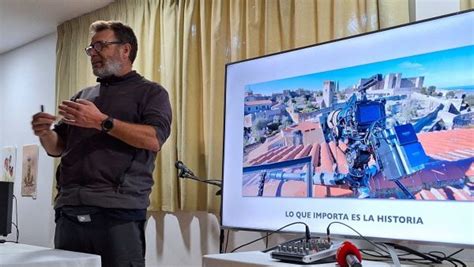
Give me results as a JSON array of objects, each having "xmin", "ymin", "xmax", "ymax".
[
  {"xmin": 31, "ymin": 112, "xmax": 57, "ymax": 137},
  {"xmin": 32, "ymin": 112, "xmax": 56, "ymax": 120},
  {"xmin": 32, "ymin": 122, "xmax": 53, "ymax": 128},
  {"xmin": 32, "ymin": 123, "xmax": 53, "ymax": 136},
  {"xmin": 32, "ymin": 117, "xmax": 55, "ymax": 126},
  {"xmin": 58, "ymin": 104, "xmax": 81, "ymax": 116},
  {"xmin": 75, "ymin": 99, "xmax": 92, "ymax": 105},
  {"xmin": 62, "ymin": 100, "xmax": 83, "ymax": 109},
  {"xmin": 58, "ymin": 110, "xmax": 76, "ymax": 121},
  {"xmin": 33, "ymin": 124, "xmax": 52, "ymax": 132}
]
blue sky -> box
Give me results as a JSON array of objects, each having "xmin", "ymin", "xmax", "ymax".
[{"xmin": 246, "ymin": 45, "xmax": 474, "ymax": 95}]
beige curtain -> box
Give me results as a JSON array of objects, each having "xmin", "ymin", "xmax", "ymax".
[
  {"xmin": 56, "ymin": 0, "xmax": 409, "ymax": 214},
  {"xmin": 461, "ymin": 0, "xmax": 474, "ymax": 9}
]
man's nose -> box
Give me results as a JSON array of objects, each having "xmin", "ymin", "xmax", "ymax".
[{"xmin": 88, "ymin": 48, "xmax": 99, "ymax": 57}]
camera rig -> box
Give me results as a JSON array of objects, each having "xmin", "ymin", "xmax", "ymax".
[
  {"xmin": 320, "ymin": 74, "xmax": 430, "ymax": 198},
  {"xmin": 263, "ymin": 74, "xmax": 429, "ymax": 198}
]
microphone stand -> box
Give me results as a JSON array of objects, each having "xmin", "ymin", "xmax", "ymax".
[
  {"xmin": 175, "ymin": 162, "xmax": 225, "ymax": 253},
  {"xmin": 177, "ymin": 169, "xmax": 222, "ymax": 195}
]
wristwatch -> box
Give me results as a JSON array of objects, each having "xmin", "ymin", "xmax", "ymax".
[{"xmin": 100, "ymin": 116, "xmax": 114, "ymax": 133}]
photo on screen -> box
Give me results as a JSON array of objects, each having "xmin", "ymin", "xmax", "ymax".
[{"xmin": 241, "ymin": 45, "xmax": 474, "ymax": 201}]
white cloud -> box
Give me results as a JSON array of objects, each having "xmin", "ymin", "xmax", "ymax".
[{"xmin": 399, "ymin": 61, "xmax": 424, "ymax": 70}]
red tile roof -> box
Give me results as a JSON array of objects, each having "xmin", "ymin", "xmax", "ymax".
[
  {"xmin": 242, "ymin": 127, "xmax": 474, "ymax": 200},
  {"xmin": 285, "ymin": 121, "xmax": 321, "ymax": 132}
]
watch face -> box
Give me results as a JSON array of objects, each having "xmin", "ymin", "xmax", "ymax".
[{"xmin": 102, "ymin": 117, "xmax": 114, "ymax": 131}]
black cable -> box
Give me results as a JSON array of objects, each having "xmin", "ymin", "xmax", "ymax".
[
  {"xmin": 361, "ymin": 243, "xmax": 466, "ymax": 267},
  {"xmin": 427, "ymin": 249, "xmax": 467, "ymax": 267},
  {"xmin": 448, "ymin": 258, "xmax": 467, "ymax": 267},
  {"xmin": 326, "ymin": 221, "xmax": 468, "ymax": 266},
  {"xmin": 230, "ymin": 222, "xmax": 310, "ymax": 253},
  {"xmin": 360, "ymin": 248, "xmax": 385, "ymax": 257},
  {"xmin": 404, "ymin": 259, "xmax": 437, "ymax": 265},
  {"xmin": 326, "ymin": 221, "xmax": 388, "ymax": 254},
  {"xmin": 445, "ymin": 259, "xmax": 459, "ymax": 267},
  {"xmin": 385, "ymin": 243, "xmax": 442, "ymax": 264},
  {"xmin": 11, "ymin": 222, "xmax": 19, "ymax": 243},
  {"xmin": 362, "ymin": 249, "xmax": 416, "ymax": 261},
  {"xmin": 219, "ymin": 228, "xmax": 225, "ymax": 253},
  {"xmin": 182, "ymin": 176, "xmax": 222, "ymax": 186},
  {"xmin": 362, "ymin": 249, "xmax": 434, "ymax": 265},
  {"xmin": 428, "ymin": 251, "xmax": 447, "ymax": 258},
  {"xmin": 12, "ymin": 195, "xmax": 19, "ymax": 243},
  {"xmin": 224, "ymin": 229, "xmax": 230, "ymax": 253},
  {"xmin": 178, "ymin": 170, "xmax": 222, "ymax": 187},
  {"xmin": 265, "ymin": 232, "xmax": 269, "ymax": 249},
  {"xmin": 361, "ymin": 249, "xmax": 410, "ymax": 258},
  {"xmin": 446, "ymin": 248, "xmax": 464, "ymax": 259}
]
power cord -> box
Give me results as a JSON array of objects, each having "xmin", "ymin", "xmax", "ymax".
[
  {"xmin": 326, "ymin": 221, "xmax": 466, "ymax": 266},
  {"xmin": 445, "ymin": 249, "xmax": 464, "ymax": 259},
  {"xmin": 385, "ymin": 242, "xmax": 442, "ymax": 264},
  {"xmin": 10, "ymin": 195, "xmax": 19, "ymax": 243},
  {"xmin": 326, "ymin": 221, "xmax": 388, "ymax": 254},
  {"xmin": 230, "ymin": 222, "xmax": 310, "ymax": 253},
  {"xmin": 265, "ymin": 232, "xmax": 269, "ymax": 249},
  {"xmin": 10, "ymin": 223, "xmax": 19, "ymax": 243},
  {"xmin": 425, "ymin": 249, "xmax": 466, "ymax": 267},
  {"xmin": 224, "ymin": 229, "xmax": 230, "ymax": 253},
  {"xmin": 361, "ymin": 248, "xmax": 465, "ymax": 266}
]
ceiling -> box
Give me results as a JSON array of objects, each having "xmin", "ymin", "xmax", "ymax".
[{"xmin": 0, "ymin": 0, "xmax": 114, "ymax": 54}]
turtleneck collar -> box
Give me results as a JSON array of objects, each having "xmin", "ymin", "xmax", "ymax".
[{"xmin": 96, "ymin": 71, "xmax": 139, "ymax": 85}]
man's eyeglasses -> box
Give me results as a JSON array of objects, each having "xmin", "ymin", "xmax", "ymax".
[{"xmin": 85, "ymin": 40, "xmax": 123, "ymax": 56}]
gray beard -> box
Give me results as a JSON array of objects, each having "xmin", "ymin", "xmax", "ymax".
[{"xmin": 93, "ymin": 59, "xmax": 122, "ymax": 78}]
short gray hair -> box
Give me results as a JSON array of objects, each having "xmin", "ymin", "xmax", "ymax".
[{"xmin": 90, "ymin": 20, "xmax": 138, "ymax": 63}]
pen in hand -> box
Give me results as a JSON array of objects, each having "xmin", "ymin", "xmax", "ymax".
[{"xmin": 40, "ymin": 105, "xmax": 44, "ymax": 113}]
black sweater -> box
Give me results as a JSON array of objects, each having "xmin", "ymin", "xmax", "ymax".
[{"xmin": 53, "ymin": 71, "xmax": 172, "ymax": 210}]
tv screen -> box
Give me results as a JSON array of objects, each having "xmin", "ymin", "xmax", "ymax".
[{"xmin": 222, "ymin": 11, "xmax": 474, "ymax": 246}]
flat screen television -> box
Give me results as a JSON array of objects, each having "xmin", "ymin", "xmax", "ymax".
[{"xmin": 222, "ymin": 10, "xmax": 474, "ymax": 246}]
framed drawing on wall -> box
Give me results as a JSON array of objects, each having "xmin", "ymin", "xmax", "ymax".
[
  {"xmin": 1, "ymin": 146, "xmax": 17, "ymax": 182},
  {"xmin": 21, "ymin": 145, "xmax": 39, "ymax": 199}
]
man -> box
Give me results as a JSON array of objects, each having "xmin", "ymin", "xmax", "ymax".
[{"xmin": 31, "ymin": 20, "xmax": 172, "ymax": 267}]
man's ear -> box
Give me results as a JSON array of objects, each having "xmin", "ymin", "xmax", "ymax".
[{"xmin": 121, "ymin": 43, "xmax": 132, "ymax": 61}]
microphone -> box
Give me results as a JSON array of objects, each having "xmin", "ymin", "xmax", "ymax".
[
  {"xmin": 336, "ymin": 241, "xmax": 362, "ymax": 267},
  {"xmin": 174, "ymin": 160, "xmax": 222, "ymax": 195},
  {"xmin": 175, "ymin": 160, "xmax": 195, "ymax": 177}
]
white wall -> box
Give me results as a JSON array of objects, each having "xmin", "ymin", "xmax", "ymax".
[{"xmin": 0, "ymin": 33, "xmax": 57, "ymax": 247}]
